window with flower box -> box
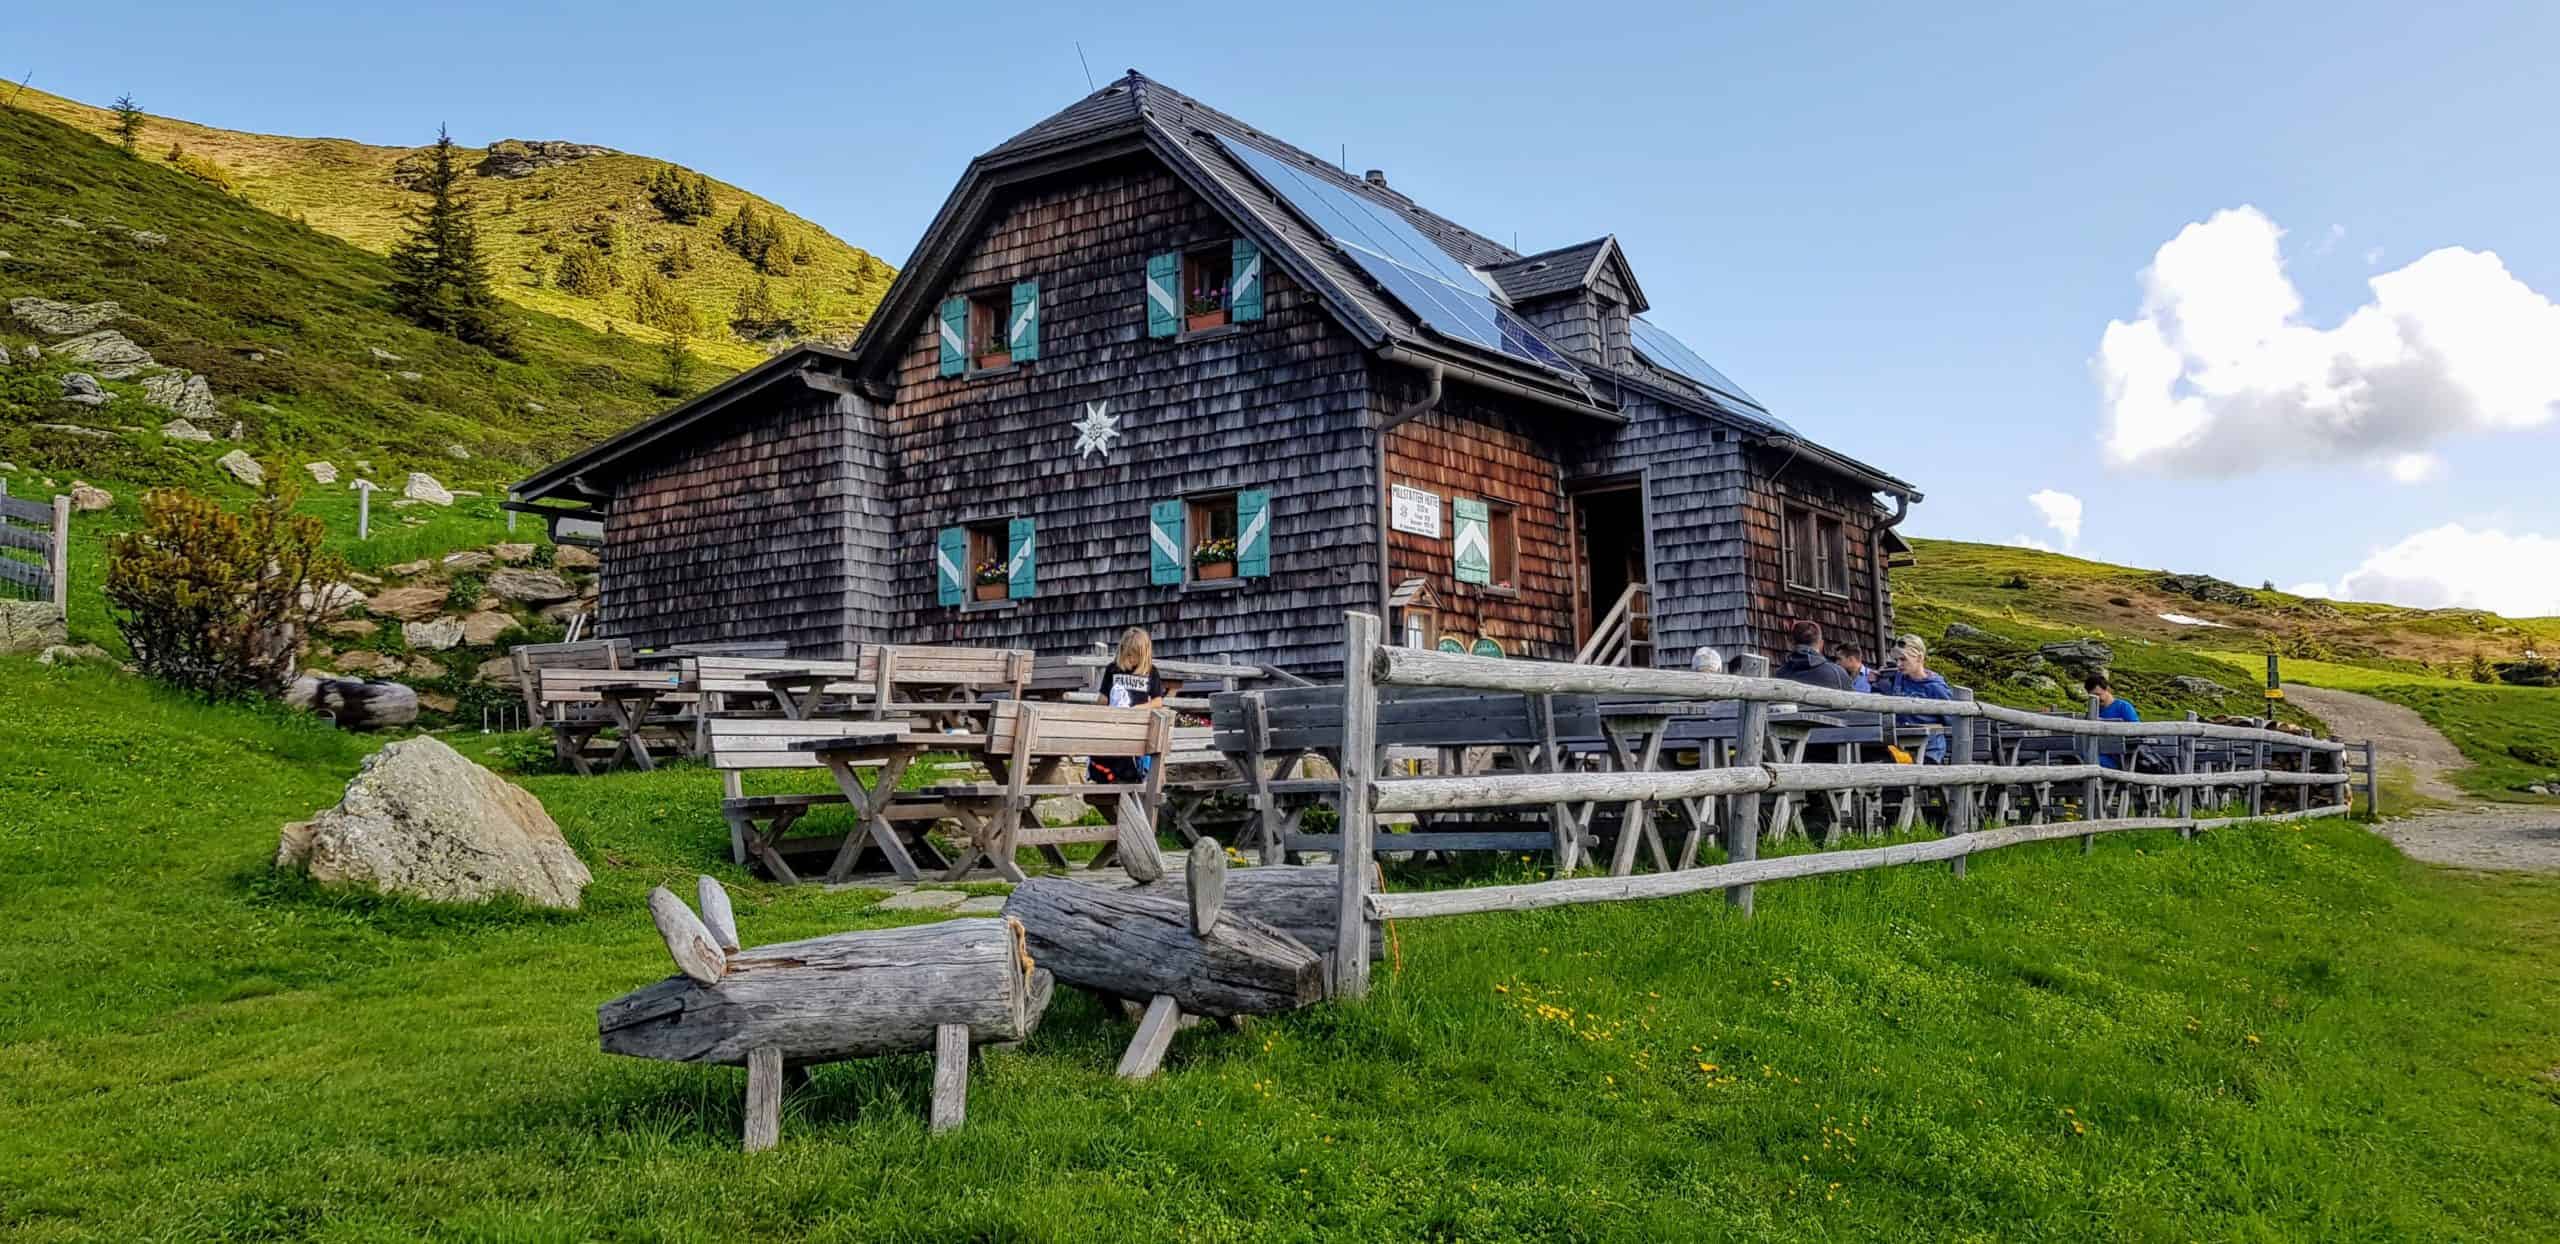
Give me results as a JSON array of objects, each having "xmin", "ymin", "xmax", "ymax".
[
  {"xmin": 1146, "ymin": 240, "xmax": 1264, "ymax": 338},
  {"xmin": 935, "ymin": 517, "xmax": 1035, "ymax": 606},
  {"xmin": 1148, "ymin": 490, "xmax": 1271, "ymax": 586}
]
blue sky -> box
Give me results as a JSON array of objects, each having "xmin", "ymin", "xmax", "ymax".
[{"xmin": 11, "ymin": 0, "xmax": 2559, "ymax": 611}]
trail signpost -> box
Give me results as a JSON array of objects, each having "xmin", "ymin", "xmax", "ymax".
[{"xmin": 351, "ymin": 478, "xmax": 377, "ymax": 541}]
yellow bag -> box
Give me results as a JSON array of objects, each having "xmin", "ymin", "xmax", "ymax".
[{"xmin": 1885, "ymin": 745, "xmax": 1916, "ymax": 765}]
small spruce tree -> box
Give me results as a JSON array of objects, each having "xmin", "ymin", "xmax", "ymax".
[
  {"xmin": 110, "ymin": 94, "xmax": 145, "ymax": 153},
  {"xmin": 555, "ymin": 246, "xmax": 613, "ymax": 297},
  {"xmin": 387, "ymin": 126, "xmax": 517, "ymax": 355},
  {"xmin": 730, "ymin": 276, "xmax": 782, "ymax": 340}
]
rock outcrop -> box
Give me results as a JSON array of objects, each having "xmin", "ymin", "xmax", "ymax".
[
  {"xmin": 403, "ymin": 616, "xmax": 465, "ymax": 651},
  {"xmin": 488, "ymin": 569, "xmax": 576, "ymax": 604},
  {"xmin": 274, "ymin": 736, "xmax": 588, "ymax": 909},
  {"xmin": 68, "ymin": 481, "xmax": 112, "ymax": 512},
  {"xmin": 403, "ymin": 472, "xmax": 453, "ymax": 506},
  {"xmin": 140, "ymin": 371, "xmax": 218, "ymax": 422},
  {"xmin": 60, "ymin": 373, "xmax": 110, "ymax": 406},
  {"xmin": 2037, "ymin": 639, "xmax": 2113, "ymax": 668},
  {"xmin": 217, "ymin": 450, "xmax": 264, "ymax": 486},
  {"xmin": 10, "ymin": 297, "xmax": 122, "ymax": 335},
  {"xmin": 305, "ymin": 461, "xmax": 338, "ymax": 484},
  {"xmin": 364, "ymin": 584, "xmax": 448, "ymax": 622},
  {"xmin": 51, "ymin": 329, "xmax": 155, "ymax": 379},
  {"xmin": 161, "ymin": 417, "xmax": 214, "ymax": 443},
  {"xmin": 0, "ymin": 602, "xmax": 69, "ymax": 655}
]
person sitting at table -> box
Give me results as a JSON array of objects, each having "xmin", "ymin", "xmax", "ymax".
[
  {"xmin": 1773, "ymin": 620, "xmax": 1853, "ymax": 690},
  {"xmin": 2086, "ymin": 672, "xmax": 2142, "ymax": 770},
  {"xmin": 1833, "ymin": 641, "xmax": 1871, "ymax": 693},
  {"xmin": 1875, "ymin": 635, "xmax": 1955, "ymax": 761},
  {"xmin": 1088, "ymin": 627, "xmax": 1179, "ymax": 796}
]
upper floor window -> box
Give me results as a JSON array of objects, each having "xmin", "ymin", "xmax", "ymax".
[
  {"xmin": 968, "ymin": 292, "xmax": 1011, "ymax": 370},
  {"xmin": 1147, "ymin": 240, "xmax": 1264, "ymax": 338},
  {"xmin": 1783, "ymin": 505, "xmax": 1849, "ymax": 596},
  {"xmin": 1182, "ymin": 246, "xmax": 1234, "ymax": 331},
  {"xmin": 937, "ymin": 280, "xmax": 1039, "ymax": 377}
]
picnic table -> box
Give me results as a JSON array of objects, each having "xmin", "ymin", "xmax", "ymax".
[
  {"xmin": 561, "ymin": 676, "xmax": 687, "ymax": 774},
  {"xmin": 755, "ymin": 669, "xmax": 856, "ymax": 721},
  {"xmin": 794, "ymin": 725, "xmax": 962, "ymax": 884}
]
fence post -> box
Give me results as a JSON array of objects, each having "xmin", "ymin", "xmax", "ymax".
[
  {"xmin": 1333, "ymin": 612, "xmax": 1382, "ymax": 1000},
  {"xmin": 2080, "ymin": 694, "xmax": 2100, "ymax": 854},
  {"xmin": 2361, "ymin": 739, "xmax": 2378, "ymax": 818},
  {"xmin": 1727, "ymin": 654, "xmax": 1769, "ymax": 914},
  {"xmin": 1949, "ymin": 690, "xmax": 1976, "ymax": 877},
  {"xmin": 2177, "ymin": 713, "xmax": 2198, "ymax": 839},
  {"xmin": 2248, "ymin": 740, "xmax": 2266, "ymax": 820},
  {"xmin": 49, "ymin": 493, "xmax": 71, "ymax": 611}
]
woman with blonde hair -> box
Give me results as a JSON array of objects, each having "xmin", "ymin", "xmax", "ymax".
[{"xmin": 1089, "ymin": 627, "xmax": 1176, "ymax": 788}]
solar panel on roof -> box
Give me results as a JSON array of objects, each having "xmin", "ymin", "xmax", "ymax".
[
  {"xmin": 1630, "ymin": 317, "xmax": 1769, "ymax": 413},
  {"xmin": 1216, "ymin": 135, "xmax": 1584, "ymax": 381}
]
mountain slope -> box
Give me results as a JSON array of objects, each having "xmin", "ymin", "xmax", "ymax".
[
  {"xmin": 1, "ymin": 98, "xmax": 729, "ymax": 480},
  {"xmin": 1900, "ymin": 538, "xmax": 2560, "ymax": 802},
  {"xmin": 11, "ymin": 86, "xmax": 893, "ymax": 368}
]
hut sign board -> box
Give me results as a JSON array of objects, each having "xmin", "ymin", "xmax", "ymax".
[{"xmin": 1390, "ymin": 485, "xmax": 1442, "ymax": 537}]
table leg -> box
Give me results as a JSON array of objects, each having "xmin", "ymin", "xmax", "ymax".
[
  {"xmin": 825, "ymin": 752, "xmax": 921, "ymax": 883},
  {"xmin": 603, "ymin": 694, "xmax": 658, "ymax": 772}
]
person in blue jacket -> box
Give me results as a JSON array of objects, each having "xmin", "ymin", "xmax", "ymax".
[
  {"xmin": 2086, "ymin": 672, "xmax": 2141, "ymax": 769},
  {"xmin": 1834, "ymin": 641, "xmax": 1872, "ymax": 694},
  {"xmin": 1876, "ymin": 635, "xmax": 1955, "ymax": 761}
]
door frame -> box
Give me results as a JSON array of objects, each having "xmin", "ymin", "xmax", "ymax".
[{"xmin": 1565, "ymin": 472, "xmax": 1649, "ymax": 649}]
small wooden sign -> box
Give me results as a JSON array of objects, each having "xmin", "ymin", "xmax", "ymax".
[{"xmin": 1390, "ymin": 484, "xmax": 1441, "ymax": 537}]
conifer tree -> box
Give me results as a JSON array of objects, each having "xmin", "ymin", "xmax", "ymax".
[
  {"xmin": 388, "ymin": 127, "xmax": 517, "ymax": 355},
  {"xmin": 110, "ymin": 94, "xmax": 145, "ymax": 153}
]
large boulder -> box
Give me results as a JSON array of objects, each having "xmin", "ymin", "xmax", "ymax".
[
  {"xmin": 2171, "ymin": 675, "xmax": 2236, "ymax": 698},
  {"xmin": 161, "ymin": 417, "xmax": 214, "ymax": 443},
  {"xmin": 273, "ymin": 736, "xmax": 589, "ymax": 909},
  {"xmin": 305, "ymin": 461, "xmax": 339, "ymax": 485},
  {"xmin": 0, "ymin": 602, "xmax": 69, "ymax": 655},
  {"xmin": 403, "ymin": 616, "xmax": 465, "ymax": 651},
  {"xmin": 365, "ymin": 584, "xmax": 448, "ymax": 621},
  {"xmin": 217, "ymin": 450, "xmax": 264, "ymax": 487},
  {"xmin": 2037, "ymin": 639, "xmax": 2113, "ymax": 668},
  {"xmin": 68, "ymin": 481, "xmax": 113, "ymax": 512},
  {"xmin": 403, "ymin": 472, "xmax": 454, "ymax": 506},
  {"xmin": 60, "ymin": 373, "xmax": 110, "ymax": 406},
  {"xmin": 140, "ymin": 371, "xmax": 219, "ymax": 422},
  {"xmin": 488, "ymin": 569, "xmax": 576, "ymax": 604},
  {"xmin": 1942, "ymin": 622, "xmax": 1994, "ymax": 644},
  {"xmin": 10, "ymin": 296, "xmax": 121, "ymax": 335},
  {"xmin": 51, "ymin": 329, "xmax": 155, "ymax": 378},
  {"xmin": 555, "ymin": 545, "xmax": 597, "ymax": 570},
  {"xmin": 459, "ymin": 611, "xmax": 514, "ymax": 646}
]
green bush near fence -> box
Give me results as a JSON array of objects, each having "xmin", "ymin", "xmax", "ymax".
[{"xmin": 3, "ymin": 656, "xmax": 2557, "ymax": 1241}]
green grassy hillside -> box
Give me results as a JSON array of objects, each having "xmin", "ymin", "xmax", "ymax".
[
  {"xmin": 1903, "ymin": 539, "xmax": 2560, "ymax": 801},
  {"xmin": 0, "ymin": 98, "xmax": 743, "ymax": 484},
  {"xmin": 13, "ymin": 86, "xmax": 894, "ymax": 368},
  {"xmin": 2, "ymin": 659, "xmax": 2555, "ymax": 1239}
]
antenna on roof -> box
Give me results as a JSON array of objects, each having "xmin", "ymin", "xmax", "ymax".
[
  {"xmin": 1340, "ymin": 144, "xmax": 1347, "ymax": 171},
  {"xmin": 1075, "ymin": 42, "xmax": 1094, "ymax": 91}
]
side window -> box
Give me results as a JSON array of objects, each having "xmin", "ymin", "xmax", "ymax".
[
  {"xmin": 1782, "ymin": 505, "xmax": 1818, "ymax": 591},
  {"xmin": 1782, "ymin": 505, "xmax": 1849, "ymax": 596},
  {"xmin": 1816, "ymin": 514, "xmax": 1848, "ymax": 596},
  {"xmin": 1487, "ymin": 502, "xmax": 1519, "ymax": 589},
  {"xmin": 1151, "ymin": 490, "xmax": 1271, "ymax": 585}
]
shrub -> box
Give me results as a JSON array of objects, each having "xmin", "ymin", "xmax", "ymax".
[
  {"xmin": 445, "ymin": 571, "xmax": 488, "ymax": 609},
  {"xmin": 488, "ymin": 728, "xmax": 564, "ymax": 775},
  {"xmin": 162, "ymin": 143, "xmax": 237, "ymax": 193},
  {"xmin": 628, "ymin": 270, "xmax": 697, "ymax": 336},
  {"xmin": 656, "ymin": 237, "xmax": 695, "ymax": 276},
  {"xmin": 106, "ymin": 479, "xmax": 345, "ymax": 698},
  {"xmin": 555, "ymin": 247, "xmax": 613, "ymax": 297},
  {"xmin": 1998, "ymin": 572, "xmax": 2029, "ymax": 590},
  {"xmin": 719, "ymin": 201, "xmax": 792, "ymax": 273}
]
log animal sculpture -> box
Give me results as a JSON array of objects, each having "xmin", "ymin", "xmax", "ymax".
[
  {"xmin": 1129, "ymin": 859, "xmax": 1381, "ymax": 980},
  {"xmin": 600, "ymin": 876, "xmax": 1054, "ymax": 1152},
  {"xmin": 1002, "ymin": 842, "xmax": 1324, "ymax": 1078}
]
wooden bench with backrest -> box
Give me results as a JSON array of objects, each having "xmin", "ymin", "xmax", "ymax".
[
  {"xmin": 919, "ymin": 700, "xmax": 1170, "ymax": 883},
  {"xmin": 509, "ymin": 638, "xmax": 632, "ymax": 725},
  {"xmin": 689, "ymin": 655, "xmax": 870, "ymax": 719},
  {"xmin": 854, "ymin": 644, "xmax": 1034, "ymax": 726},
  {"xmin": 700, "ymin": 716, "xmax": 967, "ymax": 884}
]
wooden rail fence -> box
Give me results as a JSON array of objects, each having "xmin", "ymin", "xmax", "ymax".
[
  {"xmin": 0, "ymin": 485, "xmax": 70, "ymax": 609},
  {"xmin": 1328, "ymin": 613, "xmax": 2363, "ymax": 998}
]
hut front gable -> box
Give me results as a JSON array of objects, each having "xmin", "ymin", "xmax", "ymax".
[{"xmin": 875, "ymin": 158, "xmax": 1379, "ymax": 670}]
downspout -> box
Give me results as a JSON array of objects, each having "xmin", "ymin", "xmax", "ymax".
[
  {"xmin": 1375, "ymin": 360, "xmax": 1445, "ymax": 619},
  {"xmin": 1872, "ymin": 490, "xmax": 1910, "ymax": 659}
]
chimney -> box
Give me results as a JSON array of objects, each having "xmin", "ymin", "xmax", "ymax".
[{"xmin": 1364, "ymin": 169, "xmax": 1388, "ymax": 188}]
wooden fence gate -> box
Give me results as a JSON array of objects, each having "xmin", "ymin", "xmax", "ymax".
[{"xmin": 0, "ymin": 485, "xmax": 70, "ymax": 609}]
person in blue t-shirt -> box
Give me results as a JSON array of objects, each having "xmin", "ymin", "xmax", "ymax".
[
  {"xmin": 2086, "ymin": 672, "xmax": 2140, "ymax": 769},
  {"xmin": 1875, "ymin": 635, "xmax": 1955, "ymax": 761},
  {"xmin": 1834, "ymin": 642, "xmax": 1872, "ymax": 694}
]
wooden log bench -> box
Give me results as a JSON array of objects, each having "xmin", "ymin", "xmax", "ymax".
[
  {"xmin": 1002, "ymin": 843, "xmax": 1322, "ymax": 1077},
  {"xmin": 599, "ymin": 877, "xmax": 1053, "ymax": 1150}
]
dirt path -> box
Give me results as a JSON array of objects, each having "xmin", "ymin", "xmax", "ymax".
[
  {"xmin": 2282, "ymin": 682, "xmax": 2560, "ymax": 872},
  {"xmin": 2282, "ymin": 683, "xmax": 2469, "ymax": 802}
]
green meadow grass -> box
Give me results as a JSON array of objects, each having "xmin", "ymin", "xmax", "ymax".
[{"xmin": 5, "ymin": 659, "xmax": 2557, "ymax": 1240}]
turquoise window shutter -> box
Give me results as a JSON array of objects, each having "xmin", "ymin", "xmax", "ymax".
[
  {"xmin": 1236, "ymin": 489, "xmax": 1271, "ymax": 578},
  {"xmin": 1009, "ymin": 280, "xmax": 1040, "ymax": 362},
  {"xmin": 1146, "ymin": 252, "xmax": 1179, "ymax": 338},
  {"xmin": 1006, "ymin": 517, "xmax": 1037, "ymax": 599},
  {"xmin": 937, "ymin": 297, "xmax": 966, "ymax": 376},
  {"xmin": 1148, "ymin": 500, "xmax": 1185, "ymax": 585},
  {"xmin": 935, "ymin": 527, "xmax": 966, "ymax": 605},
  {"xmin": 1452, "ymin": 498, "xmax": 1491, "ymax": 585},
  {"xmin": 1229, "ymin": 238, "xmax": 1264, "ymax": 322}
]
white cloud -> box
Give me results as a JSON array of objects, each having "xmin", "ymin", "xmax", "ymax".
[
  {"xmin": 2096, "ymin": 205, "xmax": 2560, "ymax": 477},
  {"xmin": 2285, "ymin": 581, "xmax": 2334, "ymax": 599},
  {"xmin": 2328, "ymin": 523, "xmax": 2560, "ymax": 615},
  {"xmin": 2362, "ymin": 246, "xmax": 2385, "ymax": 266},
  {"xmin": 2025, "ymin": 489, "xmax": 2083, "ymax": 549},
  {"xmin": 2005, "ymin": 533, "xmax": 2057, "ymax": 553},
  {"xmin": 2383, "ymin": 452, "xmax": 2446, "ymax": 484}
]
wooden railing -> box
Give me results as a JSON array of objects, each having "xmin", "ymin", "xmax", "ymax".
[
  {"xmin": 0, "ymin": 486, "xmax": 69, "ymax": 609},
  {"xmin": 1573, "ymin": 581, "xmax": 1651, "ymax": 666},
  {"xmin": 1328, "ymin": 612, "xmax": 2361, "ymax": 999}
]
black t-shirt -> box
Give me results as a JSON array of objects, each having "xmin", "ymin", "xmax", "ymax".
[{"xmin": 1101, "ymin": 664, "xmax": 1166, "ymax": 709}]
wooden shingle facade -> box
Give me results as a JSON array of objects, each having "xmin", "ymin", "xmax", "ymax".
[{"xmin": 515, "ymin": 73, "xmax": 1920, "ymax": 673}]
